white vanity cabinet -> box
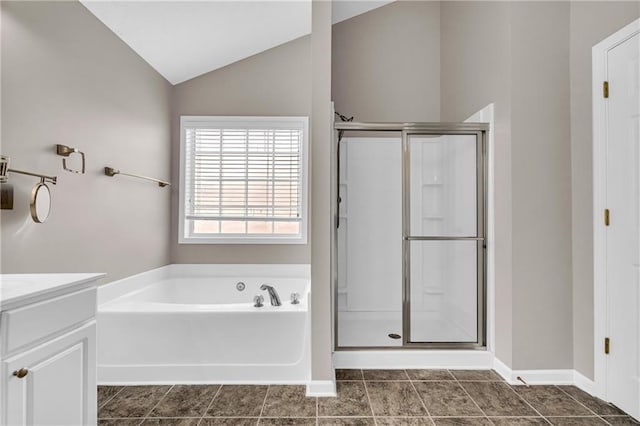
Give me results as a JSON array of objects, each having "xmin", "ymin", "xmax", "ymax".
[{"xmin": 0, "ymin": 274, "xmax": 104, "ymax": 426}]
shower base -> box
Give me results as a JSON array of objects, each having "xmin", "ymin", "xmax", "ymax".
[{"xmin": 337, "ymin": 311, "xmax": 476, "ymax": 347}]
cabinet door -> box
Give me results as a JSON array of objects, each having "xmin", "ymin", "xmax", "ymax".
[{"xmin": 3, "ymin": 322, "xmax": 96, "ymax": 426}]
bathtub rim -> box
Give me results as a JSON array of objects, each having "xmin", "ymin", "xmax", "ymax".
[
  {"xmin": 98, "ymin": 263, "xmax": 311, "ymax": 306},
  {"xmin": 100, "ymin": 300, "xmax": 310, "ymax": 312}
]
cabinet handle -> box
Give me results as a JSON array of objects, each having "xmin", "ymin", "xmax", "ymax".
[{"xmin": 12, "ymin": 368, "xmax": 28, "ymax": 378}]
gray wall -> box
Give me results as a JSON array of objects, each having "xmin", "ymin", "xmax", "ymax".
[
  {"xmin": 1, "ymin": 1, "xmax": 171, "ymax": 282},
  {"xmin": 440, "ymin": 1, "xmax": 514, "ymax": 366},
  {"xmin": 311, "ymin": 0, "xmax": 333, "ymax": 381},
  {"xmin": 510, "ymin": 2, "xmax": 573, "ymax": 370},
  {"xmin": 332, "ymin": 1, "xmax": 441, "ymax": 122},
  {"xmin": 569, "ymin": 1, "xmax": 640, "ymax": 379},
  {"xmin": 170, "ymin": 36, "xmax": 312, "ymax": 264},
  {"xmin": 443, "ymin": 1, "xmax": 576, "ymax": 371}
]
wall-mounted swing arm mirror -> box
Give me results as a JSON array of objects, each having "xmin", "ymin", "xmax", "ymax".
[{"xmin": 30, "ymin": 178, "xmax": 51, "ymax": 223}]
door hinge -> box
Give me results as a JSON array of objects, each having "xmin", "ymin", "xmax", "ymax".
[
  {"xmin": 603, "ymin": 81, "xmax": 609, "ymax": 98},
  {"xmin": 604, "ymin": 209, "xmax": 610, "ymax": 226},
  {"xmin": 605, "ymin": 337, "xmax": 610, "ymax": 354}
]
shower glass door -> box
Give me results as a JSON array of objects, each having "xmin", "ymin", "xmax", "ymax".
[
  {"xmin": 333, "ymin": 124, "xmax": 486, "ymax": 350},
  {"xmin": 403, "ymin": 131, "xmax": 485, "ymax": 347}
]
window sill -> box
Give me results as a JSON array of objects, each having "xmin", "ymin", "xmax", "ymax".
[{"xmin": 178, "ymin": 236, "xmax": 308, "ymax": 245}]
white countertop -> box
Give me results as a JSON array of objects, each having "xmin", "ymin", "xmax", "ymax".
[{"xmin": 0, "ymin": 273, "xmax": 106, "ymax": 311}]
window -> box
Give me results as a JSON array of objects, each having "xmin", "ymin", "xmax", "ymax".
[{"xmin": 179, "ymin": 116, "xmax": 308, "ymax": 244}]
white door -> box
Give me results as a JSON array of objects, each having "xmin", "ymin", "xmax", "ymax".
[
  {"xmin": 604, "ymin": 27, "xmax": 640, "ymax": 418},
  {"xmin": 3, "ymin": 323, "xmax": 96, "ymax": 426}
]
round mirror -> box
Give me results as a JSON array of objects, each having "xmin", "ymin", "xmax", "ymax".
[{"xmin": 30, "ymin": 181, "xmax": 51, "ymax": 223}]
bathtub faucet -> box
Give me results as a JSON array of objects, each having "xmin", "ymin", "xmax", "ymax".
[{"xmin": 260, "ymin": 284, "xmax": 282, "ymax": 306}]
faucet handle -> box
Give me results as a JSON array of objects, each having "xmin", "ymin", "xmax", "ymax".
[
  {"xmin": 253, "ymin": 295, "xmax": 264, "ymax": 308},
  {"xmin": 291, "ymin": 292, "xmax": 301, "ymax": 305}
]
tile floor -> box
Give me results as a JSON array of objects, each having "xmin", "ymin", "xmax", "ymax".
[{"xmin": 98, "ymin": 370, "xmax": 638, "ymax": 425}]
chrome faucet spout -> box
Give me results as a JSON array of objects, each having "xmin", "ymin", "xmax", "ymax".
[{"xmin": 260, "ymin": 284, "xmax": 282, "ymax": 306}]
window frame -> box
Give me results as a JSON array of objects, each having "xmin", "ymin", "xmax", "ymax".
[{"xmin": 179, "ymin": 115, "xmax": 309, "ymax": 245}]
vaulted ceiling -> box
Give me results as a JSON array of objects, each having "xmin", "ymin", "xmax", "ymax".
[{"xmin": 81, "ymin": 1, "xmax": 394, "ymax": 85}]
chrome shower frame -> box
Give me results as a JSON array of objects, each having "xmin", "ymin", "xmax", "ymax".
[{"xmin": 332, "ymin": 121, "xmax": 489, "ymax": 351}]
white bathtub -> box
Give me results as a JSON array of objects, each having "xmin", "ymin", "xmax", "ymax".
[{"xmin": 97, "ymin": 264, "xmax": 310, "ymax": 384}]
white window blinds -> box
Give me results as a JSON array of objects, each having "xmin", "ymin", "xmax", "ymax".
[{"xmin": 180, "ymin": 117, "xmax": 308, "ymax": 243}]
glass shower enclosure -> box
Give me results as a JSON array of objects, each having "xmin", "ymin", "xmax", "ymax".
[{"xmin": 334, "ymin": 122, "xmax": 487, "ymax": 349}]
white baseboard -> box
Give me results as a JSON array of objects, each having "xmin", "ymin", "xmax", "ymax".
[
  {"xmin": 494, "ymin": 357, "xmax": 595, "ymax": 394},
  {"xmin": 306, "ymin": 380, "xmax": 337, "ymax": 397},
  {"xmin": 493, "ymin": 357, "xmax": 515, "ymax": 382},
  {"xmin": 573, "ymin": 370, "xmax": 596, "ymax": 395},
  {"xmin": 511, "ymin": 369, "xmax": 574, "ymax": 385}
]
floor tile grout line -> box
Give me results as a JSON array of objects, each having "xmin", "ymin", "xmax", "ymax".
[
  {"xmin": 142, "ymin": 385, "xmax": 175, "ymax": 421},
  {"xmin": 316, "ymin": 382, "xmax": 321, "ymax": 426},
  {"xmin": 317, "ymin": 416, "xmax": 375, "ymax": 419},
  {"xmin": 451, "ymin": 371, "xmax": 494, "ymax": 425},
  {"xmin": 532, "ymin": 415, "xmax": 621, "ymax": 417},
  {"xmin": 361, "ymin": 375, "xmax": 377, "ymax": 425},
  {"xmin": 401, "ymin": 369, "xmax": 410, "ymax": 381},
  {"xmin": 98, "ymin": 386, "xmax": 126, "ymax": 411},
  {"xmin": 139, "ymin": 416, "xmax": 203, "ymax": 418},
  {"xmin": 430, "ymin": 416, "xmax": 541, "ymax": 418},
  {"xmin": 198, "ymin": 384, "xmax": 224, "ymax": 425},
  {"xmin": 406, "ymin": 369, "xmax": 434, "ymax": 422},
  {"xmin": 443, "ymin": 369, "xmax": 456, "ymax": 382},
  {"xmin": 258, "ymin": 385, "xmax": 270, "ymax": 419},
  {"xmin": 554, "ymin": 385, "xmax": 615, "ymax": 425},
  {"xmin": 503, "ymin": 383, "xmax": 552, "ymax": 424}
]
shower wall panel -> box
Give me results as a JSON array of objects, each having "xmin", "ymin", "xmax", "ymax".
[{"xmin": 337, "ymin": 137, "xmax": 402, "ymax": 347}]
